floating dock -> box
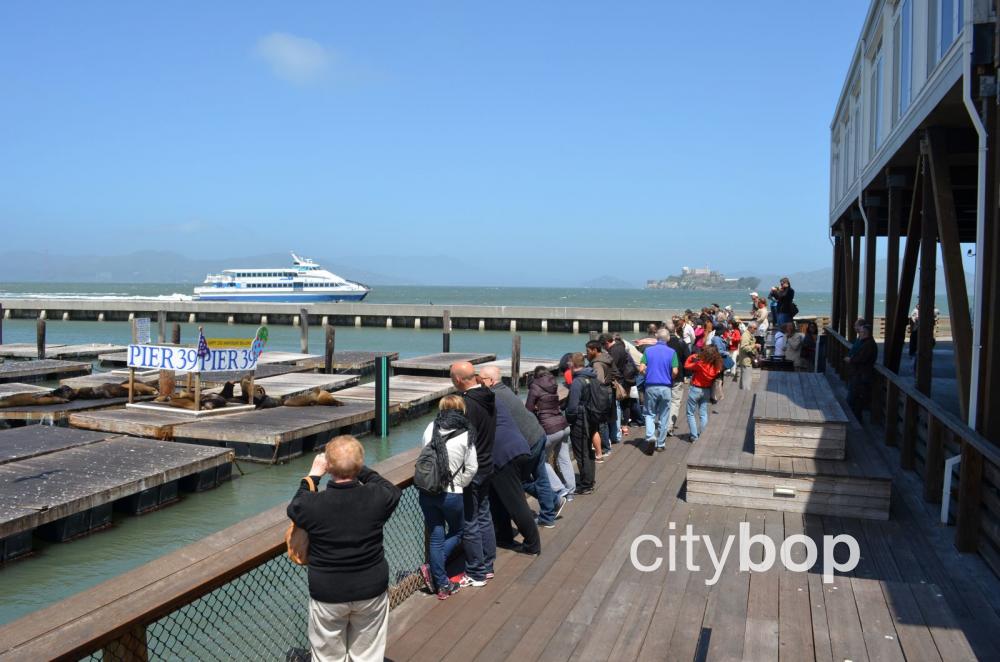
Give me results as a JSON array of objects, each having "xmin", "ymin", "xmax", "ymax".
[
  {"xmin": 477, "ymin": 356, "xmax": 561, "ymax": 383},
  {"xmin": 0, "ymin": 343, "xmax": 126, "ymax": 360},
  {"xmin": 686, "ymin": 371, "xmax": 892, "ymax": 520},
  {"xmin": 0, "ymin": 428, "xmax": 233, "ymax": 561},
  {"xmin": 70, "ymin": 408, "xmax": 203, "ymax": 440},
  {"xmin": 171, "ymin": 403, "xmax": 377, "ymax": 462},
  {"xmin": 333, "ymin": 375, "xmax": 456, "ymax": 412},
  {"xmin": 391, "ymin": 352, "xmax": 495, "ymax": 376},
  {"xmin": 0, "ymin": 393, "xmax": 145, "ymax": 427},
  {"xmin": 328, "ymin": 351, "xmax": 399, "ymax": 374},
  {"xmin": 0, "ymin": 360, "xmax": 92, "ymax": 384},
  {"xmin": 203, "ymin": 372, "xmax": 358, "ymax": 399}
]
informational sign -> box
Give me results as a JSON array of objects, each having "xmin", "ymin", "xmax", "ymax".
[
  {"xmin": 134, "ymin": 317, "xmax": 151, "ymax": 344},
  {"xmin": 207, "ymin": 338, "xmax": 254, "ymax": 349},
  {"xmin": 126, "ymin": 344, "xmax": 262, "ymax": 373}
]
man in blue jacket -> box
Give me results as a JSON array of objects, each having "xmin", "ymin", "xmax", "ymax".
[{"xmin": 638, "ymin": 329, "xmax": 679, "ymax": 452}]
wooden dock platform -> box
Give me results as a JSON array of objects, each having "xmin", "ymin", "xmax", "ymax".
[
  {"xmin": 387, "ymin": 373, "xmax": 998, "ymax": 662},
  {"xmin": 171, "ymin": 403, "xmax": 377, "ymax": 462},
  {"xmin": 0, "ymin": 343, "xmax": 126, "ymax": 360},
  {"xmin": 0, "ymin": 383, "xmax": 51, "ymax": 399},
  {"xmin": 478, "ymin": 356, "xmax": 561, "ymax": 382},
  {"xmin": 70, "ymin": 408, "xmax": 200, "ymax": 440},
  {"xmin": 0, "ymin": 359, "xmax": 92, "ymax": 384},
  {"xmin": 333, "ymin": 375, "xmax": 456, "ymax": 411},
  {"xmin": 391, "ymin": 352, "xmax": 495, "ymax": 376},
  {"xmin": 753, "ymin": 371, "xmax": 849, "ymax": 459},
  {"xmin": 0, "ymin": 433, "xmax": 232, "ymax": 561},
  {"xmin": 0, "ymin": 426, "xmax": 118, "ymax": 465},
  {"xmin": 329, "ymin": 350, "xmax": 400, "ymax": 374},
  {"xmin": 0, "ymin": 395, "xmax": 142, "ymax": 427},
  {"xmin": 687, "ymin": 371, "xmax": 892, "ymax": 520},
  {"xmin": 203, "ymin": 372, "xmax": 358, "ymax": 399}
]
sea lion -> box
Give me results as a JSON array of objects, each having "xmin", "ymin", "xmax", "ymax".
[
  {"xmin": 282, "ymin": 387, "xmax": 344, "ymax": 407},
  {"xmin": 0, "ymin": 392, "xmax": 70, "ymax": 408},
  {"xmin": 67, "ymin": 382, "xmax": 158, "ymax": 400}
]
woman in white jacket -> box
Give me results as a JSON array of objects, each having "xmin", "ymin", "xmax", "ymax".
[{"xmin": 418, "ymin": 395, "xmax": 478, "ymax": 599}]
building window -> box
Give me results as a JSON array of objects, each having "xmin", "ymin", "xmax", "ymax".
[
  {"xmin": 939, "ymin": 0, "xmax": 962, "ymax": 60},
  {"xmin": 870, "ymin": 47, "xmax": 884, "ymax": 153}
]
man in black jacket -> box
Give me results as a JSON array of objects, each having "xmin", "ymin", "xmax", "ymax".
[
  {"xmin": 450, "ymin": 361, "xmax": 497, "ymax": 585},
  {"xmin": 287, "ymin": 435, "xmax": 401, "ymax": 662},
  {"xmin": 666, "ymin": 323, "xmax": 691, "ymax": 435},
  {"xmin": 846, "ymin": 323, "xmax": 878, "ymax": 420}
]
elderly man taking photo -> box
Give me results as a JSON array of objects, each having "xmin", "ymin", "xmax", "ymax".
[{"xmin": 287, "ymin": 435, "xmax": 401, "ymax": 662}]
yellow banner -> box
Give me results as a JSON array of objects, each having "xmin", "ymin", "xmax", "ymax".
[{"xmin": 207, "ymin": 338, "xmax": 253, "ymax": 349}]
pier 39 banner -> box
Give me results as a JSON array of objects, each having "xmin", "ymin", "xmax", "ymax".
[{"xmin": 127, "ymin": 328, "xmax": 268, "ymax": 373}]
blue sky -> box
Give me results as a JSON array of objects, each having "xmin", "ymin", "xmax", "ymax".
[{"xmin": 0, "ymin": 1, "xmax": 871, "ymax": 285}]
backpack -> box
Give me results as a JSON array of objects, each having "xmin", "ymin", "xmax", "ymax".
[
  {"xmin": 581, "ymin": 377, "xmax": 612, "ymax": 422},
  {"xmin": 285, "ymin": 476, "xmax": 317, "ymax": 565},
  {"xmin": 414, "ymin": 427, "xmax": 462, "ymax": 495},
  {"xmin": 791, "ymin": 302, "xmax": 800, "ymax": 317}
]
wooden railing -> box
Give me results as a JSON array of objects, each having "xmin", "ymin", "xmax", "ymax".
[
  {"xmin": 824, "ymin": 327, "xmax": 1000, "ymax": 568},
  {"xmin": 0, "ymin": 447, "xmax": 423, "ymax": 661}
]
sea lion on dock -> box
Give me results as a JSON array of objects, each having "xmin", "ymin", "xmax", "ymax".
[
  {"xmin": 282, "ymin": 388, "xmax": 343, "ymax": 407},
  {"xmin": 0, "ymin": 392, "xmax": 70, "ymax": 408},
  {"xmin": 70, "ymin": 382, "xmax": 159, "ymax": 399},
  {"xmin": 160, "ymin": 391, "xmax": 228, "ymax": 410}
]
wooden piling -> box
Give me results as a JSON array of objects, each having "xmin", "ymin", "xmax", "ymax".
[
  {"xmin": 442, "ymin": 310, "xmax": 451, "ymax": 353},
  {"xmin": 171, "ymin": 323, "xmax": 181, "ymax": 344},
  {"xmin": 36, "ymin": 318, "xmax": 46, "ymax": 360},
  {"xmin": 511, "ymin": 334, "xmax": 521, "ymax": 394},
  {"xmin": 0, "ymin": 303, "xmax": 3, "ymax": 344},
  {"xmin": 300, "ymin": 308, "xmax": 309, "ymax": 354},
  {"xmin": 325, "ymin": 324, "xmax": 335, "ymax": 375},
  {"xmin": 130, "ymin": 318, "xmax": 138, "ymax": 345},
  {"xmin": 157, "ymin": 311, "xmax": 166, "ymax": 344}
]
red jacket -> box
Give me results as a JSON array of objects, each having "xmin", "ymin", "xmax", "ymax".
[{"xmin": 685, "ymin": 354, "xmax": 721, "ymax": 388}]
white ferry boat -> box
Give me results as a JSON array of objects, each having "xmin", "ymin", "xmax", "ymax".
[{"xmin": 193, "ymin": 253, "xmax": 370, "ymax": 302}]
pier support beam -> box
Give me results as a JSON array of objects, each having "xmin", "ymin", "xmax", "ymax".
[
  {"xmin": 260, "ymin": 315, "xmax": 268, "ymax": 325},
  {"xmin": 633, "ymin": 322, "xmax": 640, "ymax": 334},
  {"xmin": 98, "ymin": 313, "xmax": 105, "ymax": 322},
  {"xmin": 414, "ymin": 318, "xmax": 421, "ymax": 330},
  {"xmin": 510, "ymin": 320, "xmax": 517, "ymax": 333},
  {"xmin": 39, "ymin": 310, "xmax": 47, "ymax": 321},
  {"xmin": 355, "ymin": 316, "xmax": 361, "ymax": 327},
  {"xmin": 479, "ymin": 320, "xmax": 485, "ymax": 332},
  {"xmin": 292, "ymin": 316, "xmax": 300, "ymax": 327},
  {"xmin": 128, "ymin": 312, "xmax": 134, "ymax": 322},
  {"xmin": 188, "ymin": 313, "xmax": 196, "ymax": 324},
  {"xmin": 227, "ymin": 315, "xmax": 235, "ymax": 325},
  {"xmin": 321, "ymin": 316, "xmax": 329, "ymax": 327},
  {"xmin": 62, "ymin": 312, "xmax": 69, "ymax": 321},
  {"xmin": 2, "ymin": 308, "xmax": 9, "ymax": 320},
  {"xmin": 541, "ymin": 320, "xmax": 548, "ymax": 333},
  {"xmin": 300, "ymin": 308, "xmax": 309, "ymax": 353},
  {"xmin": 601, "ymin": 321, "xmax": 609, "ymax": 334},
  {"xmin": 386, "ymin": 317, "xmax": 393, "ymax": 328},
  {"xmin": 572, "ymin": 321, "xmax": 579, "ymax": 334}
]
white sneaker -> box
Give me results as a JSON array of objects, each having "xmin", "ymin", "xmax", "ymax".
[{"xmin": 459, "ymin": 574, "xmax": 487, "ymax": 588}]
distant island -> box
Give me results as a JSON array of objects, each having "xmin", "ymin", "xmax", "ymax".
[{"xmin": 646, "ymin": 267, "xmax": 760, "ymax": 291}]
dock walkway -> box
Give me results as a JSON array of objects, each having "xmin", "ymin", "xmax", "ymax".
[
  {"xmin": 0, "ymin": 359, "xmax": 91, "ymax": 384},
  {"xmin": 387, "ymin": 370, "xmax": 1000, "ymax": 661}
]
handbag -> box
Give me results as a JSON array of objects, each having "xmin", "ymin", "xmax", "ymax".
[
  {"xmin": 286, "ymin": 475, "xmax": 317, "ymax": 565},
  {"xmin": 611, "ymin": 380, "xmax": 628, "ymax": 401}
]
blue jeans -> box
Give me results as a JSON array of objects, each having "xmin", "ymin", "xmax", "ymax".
[
  {"xmin": 644, "ymin": 385, "xmax": 672, "ymax": 448},
  {"xmin": 545, "ymin": 428, "xmax": 574, "ymax": 496},
  {"xmin": 776, "ymin": 312, "xmax": 793, "ymax": 327},
  {"xmin": 686, "ymin": 385, "xmax": 711, "ymax": 439},
  {"xmin": 419, "ymin": 491, "xmax": 464, "ymax": 590},
  {"xmin": 523, "ymin": 434, "xmax": 558, "ymax": 525},
  {"xmin": 462, "ymin": 481, "xmax": 496, "ymax": 580}
]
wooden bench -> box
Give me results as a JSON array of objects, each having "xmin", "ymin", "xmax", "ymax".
[{"xmin": 753, "ymin": 372, "xmax": 848, "ymax": 459}]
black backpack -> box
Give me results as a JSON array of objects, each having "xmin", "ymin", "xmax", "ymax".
[
  {"xmin": 581, "ymin": 376, "xmax": 612, "ymax": 422},
  {"xmin": 414, "ymin": 427, "xmax": 462, "ymax": 495}
]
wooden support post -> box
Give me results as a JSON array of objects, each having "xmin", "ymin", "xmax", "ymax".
[
  {"xmin": 171, "ymin": 322, "xmax": 181, "ymax": 344},
  {"xmin": 511, "ymin": 334, "xmax": 521, "ymax": 394},
  {"xmin": 130, "ymin": 318, "xmax": 138, "ymax": 344},
  {"xmin": 374, "ymin": 355, "xmax": 390, "ymax": 437},
  {"xmin": 0, "ymin": 303, "xmax": 4, "ymax": 345},
  {"xmin": 925, "ymin": 128, "xmax": 972, "ymax": 417},
  {"xmin": 299, "ymin": 308, "xmax": 309, "ymax": 354},
  {"xmin": 194, "ymin": 373, "xmax": 201, "ymax": 412},
  {"xmin": 885, "ymin": 381, "xmax": 899, "ymax": 447},
  {"xmin": 325, "ymin": 324, "xmax": 335, "ymax": 374},
  {"xmin": 842, "ymin": 221, "xmax": 857, "ymax": 340},
  {"xmin": 442, "ymin": 310, "xmax": 451, "ymax": 353},
  {"xmin": 864, "ymin": 205, "xmax": 877, "ymax": 325},
  {"xmin": 851, "ymin": 220, "xmax": 862, "ymax": 337},
  {"xmin": 884, "ymin": 180, "xmax": 903, "ymax": 364},
  {"xmin": 36, "ymin": 318, "xmax": 45, "ymax": 360},
  {"xmin": 956, "ymin": 443, "xmax": 983, "ymax": 553},
  {"xmin": 923, "ymin": 416, "xmax": 944, "ymax": 502},
  {"xmin": 916, "ymin": 143, "xmax": 937, "ymax": 396},
  {"xmin": 978, "ymin": 96, "xmax": 1000, "ymax": 437},
  {"xmin": 128, "ymin": 367, "xmax": 136, "ymax": 405},
  {"xmin": 157, "ymin": 311, "xmax": 166, "ymax": 344},
  {"xmin": 589, "ymin": 330, "xmax": 599, "ymax": 341},
  {"xmin": 831, "ymin": 232, "xmax": 844, "ymax": 335},
  {"xmin": 158, "ymin": 370, "xmax": 175, "ymax": 399},
  {"xmin": 887, "ymin": 155, "xmax": 923, "ymax": 372},
  {"xmin": 901, "ymin": 396, "xmax": 918, "ymax": 470}
]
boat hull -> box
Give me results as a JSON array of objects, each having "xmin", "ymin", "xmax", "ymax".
[{"xmin": 193, "ymin": 292, "xmax": 369, "ymax": 303}]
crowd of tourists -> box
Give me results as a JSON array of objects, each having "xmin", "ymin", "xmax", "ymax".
[{"xmin": 284, "ymin": 278, "xmax": 885, "ymax": 661}]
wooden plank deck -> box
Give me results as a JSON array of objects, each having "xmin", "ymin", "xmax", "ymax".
[
  {"xmin": 0, "ymin": 343, "xmax": 127, "ymax": 360},
  {"xmin": 69, "ymin": 408, "xmax": 199, "ymax": 440},
  {"xmin": 754, "ymin": 372, "xmax": 849, "ymax": 459},
  {"xmin": 0, "ymin": 359, "xmax": 92, "ymax": 384},
  {"xmin": 171, "ymin": 402, "xmax": 377, "ymax": 462},
  {"xmin": 0, "ymin": 396, "xmax": 144, "ymax": 425},
  {"xmin": 329, "ymin": 351, "xmax": 400, "ymax": 373},
  {"xmin": 387, "ymin": 372, "xmax": 997, "ymax": 661},
  {"xmin": 203, "ymin": 372, "xmax": 359, "ymax": 399},
  {"xmin": 0, "ymin": 383, "xmax": 51, "ymax": 398},
  {"xmin": 477, "ymin": 357, "xmax": 561, "ymax": 381},
  {"xmin": 333, "ymin": 375, "xmax": 456, "ymax": 410},
  {"xmin": 391, "ymin": 352, "xmax": 496, "ymax": 375},
  {"xmin": 0, "ymin": 426, "xmax": 119, "ymax": 465},
  {"xmin": 0, "ymin": 437, "xmax": 233, "ymax": 539}
]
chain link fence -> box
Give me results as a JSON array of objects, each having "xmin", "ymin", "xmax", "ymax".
[{"xmin": 83, "ymin": 485, "xmax": 426, "ymax": 661}]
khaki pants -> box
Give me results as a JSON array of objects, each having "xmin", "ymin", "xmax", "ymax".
[
  {"xmin": 739, "ymin": 365, "xmax": 753, "ymax": 390},
  {"xmin": 308, "ymin": 590, "xmax": 389, "ymax": 662}
]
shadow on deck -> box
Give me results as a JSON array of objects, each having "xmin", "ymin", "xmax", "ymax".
[{"xmin": 386, "ymin": 371, "xmax": 1000, "ymax": 662}]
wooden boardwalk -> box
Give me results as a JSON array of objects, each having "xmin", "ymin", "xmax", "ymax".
[{"xmin": 387, "ymin": 371, "xmax": 999, "ymax": 661}]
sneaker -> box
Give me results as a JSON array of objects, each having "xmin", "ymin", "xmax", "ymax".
[
  {"xmin": 485, "ymin": 572, "xmax": 495, "ymax": 580},
  {"xmin": 459, "ymin": 574, "xmax": 487, "ymax": 588},
  {"xmin": 555, "ymin": 496, "xmax": 568, "ymax": 519},
  {"xmin": 537, "ymin": 518, "xmax": 555, "ymax": 529},
  {"xmin": 655, "ymin": 445, "xmax": 666, "ymax": 452},
  {"xmin": 689, "ymin": 435, "xmax": 699, "ymax": 442},
  {"xmin": 574, "ymin": 486, "xmax": 595, "ymax": 495},
  {"xmin": 436, "ymin": 581, "xmax": 461, "ymax": 600},
  {"xmin": 564, "ymin": 494, "xmax": 575, "ymax": 502},
  {"xmin": 594, "ymin": 456, "xmax": 606, "ymax": 464},
  {"xmin": 418, "ymin": 563, "xmax": 434, "ymax": 592}
]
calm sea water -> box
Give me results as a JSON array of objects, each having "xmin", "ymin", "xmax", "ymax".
[
  {"xmin": 0, "ymin": 281, "xmax": 952, "ymax": 625},
  {"xmin": 0, "ymin": 282, "xmax": 955, "ymax": 315}
]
